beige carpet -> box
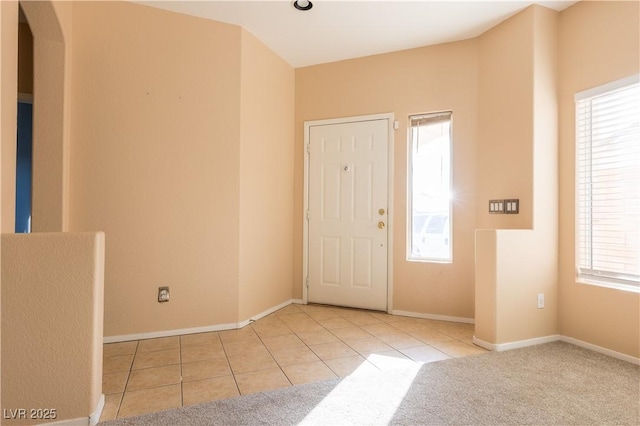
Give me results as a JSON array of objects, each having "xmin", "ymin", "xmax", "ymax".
[{"xmin": 101, "ymin": 341, "xmax": 640, "ymax": 425}]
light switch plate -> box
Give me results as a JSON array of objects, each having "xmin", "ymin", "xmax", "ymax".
[
  {"xmin": 505, "ymin": 199, "xmax": 519, "ymax": 214},
  {"xmin": 489, "ymin": 200, "xmax": 504, "ymax": 214}
]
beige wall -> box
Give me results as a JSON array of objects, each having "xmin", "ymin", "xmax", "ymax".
[
  {"xmin": 239, "ymin": 30, "xmax": 295, "ymax": 320},
  {"xmin": 475, "ymin": 6, "xmax": 558, "ymax": 346},
  {"xmin": 21, "ymin": 0, "xmax": 72, "ymax": 233},
  {"xmin": 558, "ymin": 1, "xmax": 640, "ymax": 357},
  {"xmin": 18, "ymin": 22, "xmax": 32, "ymax": 95},
  {"xmin": 0, "ymin": 0, "xmax": 20, "ymax": 413},
  {"xmin": 529, "ymin": 5, "xmax": 559, "ymax": 341},
  {"xmin": 474, "ymin": 230, "xmax": 496, "ymax": 343},
  {"xmin": 1, "ymin": 0, "xmax": 636, "ymax": 362},
  {"xmin": 70, "ymin": 1, "xmax": 243, "ymax": 336},
  {"xmin": 1, "ymin": 1, "xmax": 18, "ymax": 234},
  {"xmin": 495, "ymin": 230, "xmax": 557, "ymax": 343},
  {"xmin": 2, "ymin": 232, "xmax": 104, "ymax": 425},
  {"xmin": 475, "ymin": 229, "xmax": 558, "ymax": 345},
  {"xmin": 295, "ymin": 40, "xmax": 479, "ymax": 318},
  {"xmin": 70, "ymin": 2, "xmax": 296, "ymax": 337},
  {"xmin": 477, "ymin": 7, "xmax": 534, "ymax": 230},
  {"xmin": 532, "ymin": 6, "xmax": 559, "ymax": 233}
]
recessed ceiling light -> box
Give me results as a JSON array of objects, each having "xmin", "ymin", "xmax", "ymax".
[{"xmin": 293, "ymin": 0, "xmax": 313, "ymax": 11}]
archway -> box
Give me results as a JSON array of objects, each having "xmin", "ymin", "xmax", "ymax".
[{"xmin": 19, "ymin": 0, "xmax": 69, "ymax": 232}]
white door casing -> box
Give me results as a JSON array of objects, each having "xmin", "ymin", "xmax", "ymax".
[{"xmin": 303, "ymin": 114, "xmax": 394, "ymax": 311}]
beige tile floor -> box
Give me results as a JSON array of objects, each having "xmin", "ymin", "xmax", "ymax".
[{"xmin": 100, "ymin": 304, "xmax": 486, "ymax": 421}]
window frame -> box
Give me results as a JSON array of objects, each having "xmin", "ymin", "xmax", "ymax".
[
  {"xmin": 407, "ymin": 111, "xmax": 453, "ymax": 263},
  {"xmin": 574, "ymin": 74, "xmax": 640, "ymax": 294}
]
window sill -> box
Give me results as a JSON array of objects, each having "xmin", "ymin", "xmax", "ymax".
[
  {"xmin": 577, "ymin": 278, "xmax": 640, "ymax": 294},
  {"xmin": 407, "ymin": 258, "xmax": 452, "ymax": 264}
]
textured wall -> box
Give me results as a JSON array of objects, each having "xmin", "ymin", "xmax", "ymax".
[
  {"xmin": 239, "ymin": 29, "xmax": 295, "ymax": 320},
  {"xmin": 558, "ymin": 0, "xmax": 640, "ymax": 357},
  {"xmin": 21, "ymin": 0, "xmax": 72, "ymax": 233},
  {"xmin": 1, "ymin": 232, "xmax": 104, "ymax": 425},
  {"xmin": 1, "ymin": 1, "xmax": 18, "ymax": 233},
  {"xmin": 295, "ymin": 39, "xmax": 479, "ymax": 318},
  {"xmin": 17, "ymin": 22, "xmax": 32, "ymax": 95},
  {"xmin": 474, "ymin": 5, "xmax": 559, "ymax": 347},
  {"xmin": 476, "ymin": 5, "xmax": 535, "ymax": 230},
  {"xmin": 0, "ymin": 0, "xmax": 21, "ymax": 413},
  {"xmin": 69, "ymin": 1, "xmax": 243, "ymax": 337}
]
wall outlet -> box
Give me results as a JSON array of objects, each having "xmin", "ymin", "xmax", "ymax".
[
  {"xmin": 158, "ymin": 286, "xmax": 170, "ymax": 303},
  {"xmin": 537, "ymin": 293, "xmax": 544, "ymax": 309}
]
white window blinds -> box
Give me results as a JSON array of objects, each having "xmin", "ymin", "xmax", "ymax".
[{"xmin": 575, "ymin": 75, "xmax": 640, "ymax": 290}]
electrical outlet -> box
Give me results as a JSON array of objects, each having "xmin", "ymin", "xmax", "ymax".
[
  {"xmin": 158, "ymin": 286, "xmax": 170, "ymax": 303},
  {"xmin": 537, "ymin": 293, "xmax": 544, "ymax": 309}
]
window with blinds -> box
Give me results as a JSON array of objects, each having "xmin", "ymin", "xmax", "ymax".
[
  {"xmin": 408, "ymin": 111, "xmax": 452, "ymax": 262},
  {"xmin": 575, "ymin": 75, "xmax": 640, "ymax": 291}
]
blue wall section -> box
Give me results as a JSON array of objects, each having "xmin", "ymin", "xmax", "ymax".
[{"xmin": 16, "ymin": 101, "xmax": 33, "ymax": 233}]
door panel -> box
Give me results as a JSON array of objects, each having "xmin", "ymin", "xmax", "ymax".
[
  {"xmin": 308, "ymin": 119, "xmax": 388, "ymax": 311},
  {"xmin": 351, "ymin": 237, "xmax": 372, "ymax": 288},
  {"xmin": 322, "ymin": 165, "xmax": 341, "ymax": 220},
  {"xmin": 321, "ymin": 237, "xmax": 341, "ymax": 285}
]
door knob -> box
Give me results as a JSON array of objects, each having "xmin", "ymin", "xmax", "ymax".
[{"xmin": 378, "ymin": 221, "xmax": 385, "ymax": 229}]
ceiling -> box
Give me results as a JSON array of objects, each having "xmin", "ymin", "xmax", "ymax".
[{"xmin": 135, "ymin": 1, "xmax": 578, "ymax": 68}]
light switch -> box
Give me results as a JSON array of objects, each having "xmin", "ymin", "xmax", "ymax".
[
  {"xmin": 489, "ymin": 200, "xmax": 504, "ymax": 214},
  {"xmin": 505, "ymin": 199, "xmax": 519, "ymax": 214}
]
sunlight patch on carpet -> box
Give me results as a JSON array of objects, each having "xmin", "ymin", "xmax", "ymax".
[{"xmin": 299, "ymin": 354, "xmax": 421, "ymax": 425}]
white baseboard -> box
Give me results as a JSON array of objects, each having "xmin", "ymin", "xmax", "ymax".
[
  {"xmin": 473, "ymin": 334, "xmax": 640, "ymax": 365},
  {"xmin": 471, "ymin": 336, "xmax": 497, "ymax": 351},
  {"xmin": 45, "ymin": 394, "xmax": 103, "ymax": 426},
  {"xmin": 473, "ymin": 335, "xmax": 560, "ymax": 352},
  {"xmin": 496, "ymin": 335, "xmax": 560, "ymax": 351},
  {"xmin": 45, "ymin": 418, "xmax": 89, "ymax": 426},
  {"xmin": 560, "ymin": 336, "xmax": 640, "ymax": 365},
  {"xmin": 292, "ymin": 299, "xmax": 304, "ymax": 304},
  {"xmin": 104, "ymin": 321, "xmax": 239, "ymax": 343},
  {"xmin": 104, "ymin": 299, "xmax": 298, "ymax": 343},
  {"xmin": 237, "ymin": 299, "xmax": 297, "ymax": 328},
  {"xmin": 89, "ymin": 394, "xmax": 105, "ymax": 426},
  {"xmin": 392, "ymin": 309, "xmax": 475, "ymax": 324}
]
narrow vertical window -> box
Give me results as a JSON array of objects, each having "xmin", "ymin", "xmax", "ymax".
[
  {"xmin": 408, "ymin": 112, "xmax": 452, "ymax": 262},
  {"xmin": 576, "ymin": 75, "xmax": 640, "ymax": 292}
]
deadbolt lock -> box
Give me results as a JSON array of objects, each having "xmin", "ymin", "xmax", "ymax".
[{"xmin": 378, "ymin": 208, "xmax": 385, "ymax": 215}]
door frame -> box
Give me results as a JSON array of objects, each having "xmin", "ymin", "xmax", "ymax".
[{"xmin": 302, "ymin": 112, "xmax": 395, "ymax": 312}]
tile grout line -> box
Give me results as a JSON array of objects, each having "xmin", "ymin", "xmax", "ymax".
[
  {"xmin": 308, "ymin": 309, "xmax": 458, "ymax": 367},
  {"xmin": 251, "ymin": 321, "xmax": 295, "ymax": 388},
  {"xmin": 229, "ymin": 351, "xmax": 244, "ymax": 397},
  {"xmin": 305, "ymin": 316, "xmax": 378, "ymax": 377},
  {"xmin": 115, "ymin": 340, "xmax": 138, "ymax": 420},
  {"xmin": 219, "ymin": 331, "xmax": 245, "ymax": 397},
  {"xmin": 282, "ymin": 309, "xmax": 384, "ymax": 377},
  {"xmin": 179, "ymin": 335, "xmax": 184, "ymax": 407},
  {"xmin": 319, "ymin": 312, "xmax": 389, "ymax": 371},
  {"xmin": 104, "ymin": 305, "xmax": 483, "ymax": 420},
  {"xmin": 267, "ymin": 309, "xmax": 335, "ymax": 382}
]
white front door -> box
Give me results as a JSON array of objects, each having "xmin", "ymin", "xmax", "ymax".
[{"xmin": 306, "ymin": 118, "xmax": 389, "ymax": 311}]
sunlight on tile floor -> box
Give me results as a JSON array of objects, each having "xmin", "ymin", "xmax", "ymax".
[{"xmin": 100, "ymin": 304, "xmax": 486, "ymax": 421}]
